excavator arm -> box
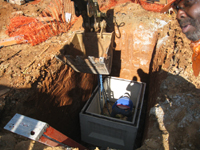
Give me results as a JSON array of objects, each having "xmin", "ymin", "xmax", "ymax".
[{"xmin": 71, "ymin": 0, "xmax": 106, "ymax": 32}]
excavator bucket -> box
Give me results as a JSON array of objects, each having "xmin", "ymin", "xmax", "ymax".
[{"xmin": 58, "ymin": 31, "xmax": 114, "ymax": 75}]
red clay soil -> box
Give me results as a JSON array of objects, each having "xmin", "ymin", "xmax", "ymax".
[{"xmin": 32, "ymin": 65, "xmax": 97, "ymax": 142}]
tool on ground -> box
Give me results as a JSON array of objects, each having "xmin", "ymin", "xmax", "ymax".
[
  {"xmin": 4, "ymin": 113, "xmax": 87, "ymax": 150},
  {"xmin": 0, "ymin": 36, "xmax": 26, "ymax": 47}
]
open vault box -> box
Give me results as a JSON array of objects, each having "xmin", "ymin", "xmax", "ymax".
[
  {"xmin": 59, "ymin": 31, "xmax": 114, "ymax": 75},
  {"xmin": 80, "ymin": 76, "xmax": 146, "ymax": 150}
]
